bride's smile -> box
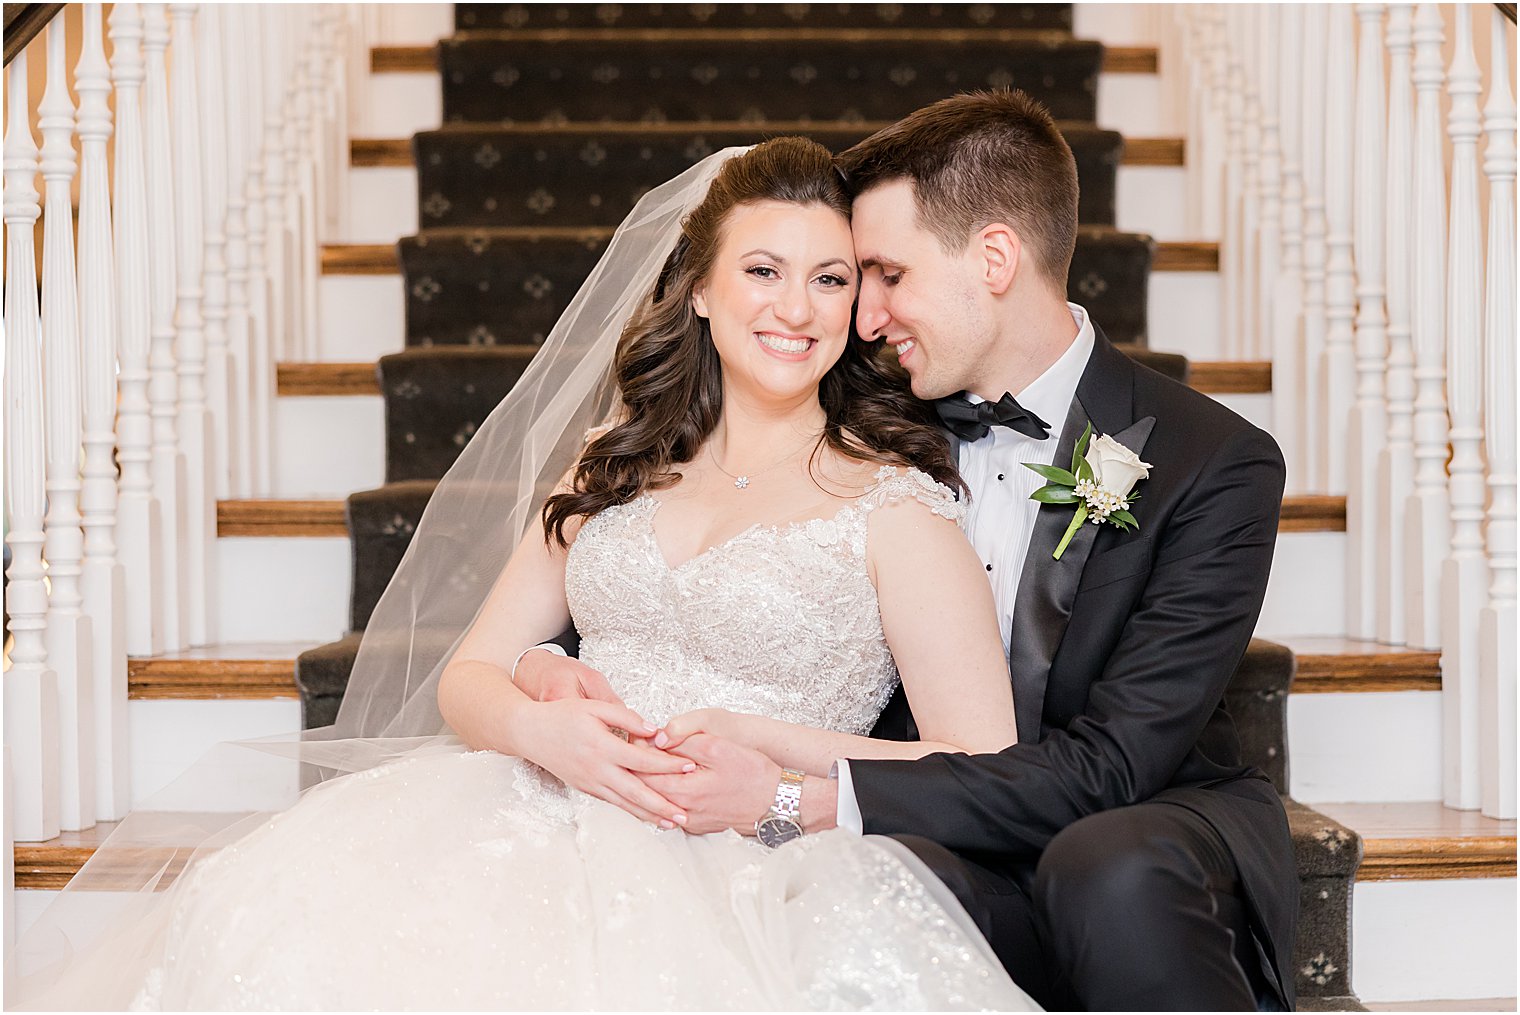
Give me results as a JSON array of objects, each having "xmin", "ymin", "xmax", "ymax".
[{"xmin": 692, "ymin": 198, "xmax": 856, "ymax": 403}]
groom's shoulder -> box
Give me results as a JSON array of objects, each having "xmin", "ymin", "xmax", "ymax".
[{"xmin": 1128, "ymin": 358, "xmax": 1284, "ymax": 469}]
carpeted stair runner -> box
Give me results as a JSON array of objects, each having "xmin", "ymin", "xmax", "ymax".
[
  {"xmin": 402, "ymin": 226, "xmax": 1155, "ymax": 347},
  {"xmin": 296, "ymin": 9, "xmax": 1367, "ymax": 1000},
  {"xmin": 438, "ymin": 31, "xmax": 1101, "ymax": 125},
  {"xmin": 414, "ymin": 123, "xmax": 1121, "ymax": 230},
  {"xmin": 454, "ymin": 4, "xmax": 1076, "ymax": 33}
]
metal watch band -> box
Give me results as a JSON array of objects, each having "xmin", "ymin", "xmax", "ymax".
[{"xmin": 773, "ymin": 768, "xmax": 804, "ymax": 821}]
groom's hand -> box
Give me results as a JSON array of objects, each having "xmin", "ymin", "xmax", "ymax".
[
  {"xmin": 514, "ymin": 650, "xmax": 625, "ymax": 707},
  {"xmin": 640, "ymin": 733, "xmax": 778, "ymax": 836}
]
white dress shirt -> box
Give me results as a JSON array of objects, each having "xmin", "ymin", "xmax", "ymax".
[{"xmin": 834, "ymin": 304, "xmax": 1096, "ymax": 834}]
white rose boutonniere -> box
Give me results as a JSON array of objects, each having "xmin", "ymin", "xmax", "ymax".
[{"xmin": 1024, "ymin": 423, "xmax": 1151, "ymax": 560}]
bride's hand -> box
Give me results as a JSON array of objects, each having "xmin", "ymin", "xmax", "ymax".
[
  {"xmin": 509, "ymin": 698, "xmax": 696, "ymax": 829},
  {"xmin": 514, "ymin": 650, "xmax": 625, "ymax": 707},
  {"xmin": 655, "ymin": 707, "xmax": 747, "ymax": 751}
]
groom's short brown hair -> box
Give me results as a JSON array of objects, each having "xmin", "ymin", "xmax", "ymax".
[{"xmin": 837, "ymin": 90, "xmax": 1079, "ymax": 289}]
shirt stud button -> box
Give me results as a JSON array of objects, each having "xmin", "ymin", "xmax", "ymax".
[
  {"xmin": 997, "ymin": 473, "xmax": 1005, "ymax": 481},
  {"xmin": 985, "ymin": 563, "xmax": 993, "ymax": 572}
]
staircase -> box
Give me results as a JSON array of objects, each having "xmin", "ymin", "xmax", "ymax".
[{"xmin": 11, "ymin": 4, "xmax": 1515, "ymax": 1008}]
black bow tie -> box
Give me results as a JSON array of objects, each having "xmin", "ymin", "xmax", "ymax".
[{"xmin": 934, "ymin": 392, "xmax": 1052, "ymax": 443}]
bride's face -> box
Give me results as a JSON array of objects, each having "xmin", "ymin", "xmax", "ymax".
[{"xmin": 692, "ymin": 199, "xmax": 856, "ymax": 406}]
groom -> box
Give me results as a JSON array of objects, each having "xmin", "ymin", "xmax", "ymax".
[{"xmin": 520, "ymin": 92, "xmax": 1298, "ymax": 1010}]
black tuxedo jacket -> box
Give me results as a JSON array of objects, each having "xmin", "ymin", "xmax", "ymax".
[{"xmin": 857, "ymin": 329, "xmax": 1298, "ymax": 1006}]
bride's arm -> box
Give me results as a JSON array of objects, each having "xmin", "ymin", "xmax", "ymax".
[
  {"xmin": 437, "ymin": 506, "xmax": 694, "ymax": 826},
  {"xmin": 660, "ymin": 495, "xmax": 1015, "ymax": 777}
]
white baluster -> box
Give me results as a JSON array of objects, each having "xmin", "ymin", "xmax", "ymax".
[
  {"xmin": 290, "ymin": 6, "xmax": 321, "ymax": 360},
  {"xmin": 76, "ymin": 2, "xmax": 131, "ymax": 822},
  {"xmin": 1201, "ymin": 7, "xmax": 1227, "ymax": 240},
  {"xmin": 1299, "ymin": 3, "xmax": 1330, "ymax": 493},
  {"xmin": 1237, "ymin": 7, "xmax": 1262, "ymax": 360},
  {"xmin": 110, "ymin": 2, "xmax": 166, "ymax": 657},
  {"xmin": 1221, "ymin": 8, "xmax": 1246, "ymax": 359},
  {"xmin": 1255, "ymin": 5, "xmax": 1282, "ymax": 365},
  {"xmin": 1182, "ymin": 8, "xmax": 1209, "ymax": 237},
  {"xmin": 320, "ymin": 6, "xmax": 351, "ymax": 242},
  {"xmin": 199, "ymin": 3, "xmax": 232, "ymax": 501},
  {"xmin": 143, "ymin": 2, "xmax": 189, "ymax": 650},
  {"xmin": 168, "ymin": 2, "xmax": 217, "ymax": 647},
  {"xmin": 1479, "ymin": 5, "xmax": 1517, "ymax": 820},
  {"xmin": 4, "ymin": 50, "xmax": 62, "ymax": 844},
  {"xmin": 1347, "ymin": 3, "xmax": 1389, "ymax": 642},
  {"xmin": 263, "ymin": 8, "xmax": 294, "ymax": 366},
  {"xmin": 1321, "ymin": 4, "xmax": 1357, "ymax": 497},
  {"xmin": 1404, "ymin": 2, "xmax": 1450, "ymax": 651},
  {"xmin": 1272, "ymin": 3, "xmax": 1307, "ymax": 493},
  {"xmin": 222, "ymin": 3, "xmax": 253, "ymax": 498},
  {"xmin": 1378, "ymin": 3, "xmax": 1418, "ymax": 646},
  {"xmin": 1440, "ymin": 4, "xmax": 1487, "ymax": 810},
  {"xmin": 246, "ymin": 7, "xmax": 276, "ymax": 496},
  {"xmin": 40, "ymin": 19, "xmax": 98, "ymax": 832}
]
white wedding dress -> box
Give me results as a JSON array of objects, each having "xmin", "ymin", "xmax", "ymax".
[{"xmin": 35, "ymin": 469, "xmax": 1038, "ymax": 1011}]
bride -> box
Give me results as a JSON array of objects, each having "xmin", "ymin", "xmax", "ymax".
[{"xmin": 11, "ymin": 139, "xmax": 1038, "ymax": 1011}]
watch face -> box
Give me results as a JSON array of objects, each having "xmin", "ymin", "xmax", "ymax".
[{"xmin": 756, "ymin": 815, "xmax": 803, "ymax": 848}]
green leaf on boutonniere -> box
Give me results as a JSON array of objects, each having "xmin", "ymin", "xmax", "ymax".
[
  {"xmin": 1071, "ymin": 422, "xmax": 1094, "ymax": 476},
  {"xmin": 1030, "ymin": 485, "xmax": 1080, "ymax": 504},
  {"xmin": 1110, "ymin": 509, "xmax": 1138, "ymax": 530},
  {"xmin": 1024, "ymin": 463, "xmax": 1079, "ymax": 485}
]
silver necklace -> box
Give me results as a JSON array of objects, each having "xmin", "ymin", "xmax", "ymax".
[{"xmin": 707, "ymin": 434, "xmax": 821, "ymax": 491}]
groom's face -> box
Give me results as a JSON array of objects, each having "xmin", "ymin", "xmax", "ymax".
[{"xmin": 851, "ymin": 180, "xmax": 994, "ymax": 401}]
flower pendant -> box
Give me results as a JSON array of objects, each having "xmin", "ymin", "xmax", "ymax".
[{"xmin": 734, "ymin": 476, "xmax": 750, "ymax": 490}]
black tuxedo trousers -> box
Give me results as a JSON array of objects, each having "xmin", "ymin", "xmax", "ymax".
[{"xmin": 857, "ymin": 333, "xmax": 1298, "ymax": 1010}]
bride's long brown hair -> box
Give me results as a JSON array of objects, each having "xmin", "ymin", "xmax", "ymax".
[{"xmin": 542, "ymin": 137, "xmax": 963, "ymax": 547}]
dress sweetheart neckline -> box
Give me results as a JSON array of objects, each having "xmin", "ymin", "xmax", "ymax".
[{"xmin": 638, "ymin": 491, "xmax": 868, "ymax": 574}]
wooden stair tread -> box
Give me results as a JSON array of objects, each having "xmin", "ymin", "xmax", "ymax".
[
  {"xmin": 19, "ymin": 803, "xmax": 1508, "ymax": 889},
  {"xmin": 372, "ymin": 38, "xmax": 1156, "ymax": 74},
  {"xmin": 128, "ymin": 643, "xmax": 311, "ymax": 700},
  {"xmin": 1317, "ymin": 802, "xmax": 1518, "ymax": 883},
  {"xmin": 1271, "ymin": 636, "xmax": 1443, "ymax": 693},
  {"xmin": 322, "ymin": 238, "xmax": 1216, "ymax": 276},
  {"xmin": 349, "ymin": 132, "xmax": 1184, "ymax": 169}
]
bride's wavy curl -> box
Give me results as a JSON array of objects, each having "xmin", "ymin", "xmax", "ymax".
[{"xmin": 543, "ymin": 137, "xmax": 963, "ymax": 546}]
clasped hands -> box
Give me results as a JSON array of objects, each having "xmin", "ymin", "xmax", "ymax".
[{"xmin": 509, "ymin": 650, "xmax": 778, "ymax": 834}]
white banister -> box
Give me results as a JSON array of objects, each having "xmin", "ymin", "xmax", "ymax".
[
  {"xmin": 142, "ymin": 2, "xmax": 189, "ymax": 650},
  {"xmin": 244, "ymin": 5, "xmax": 276, "ymax": 496},
  {"xmin": 1254, "ymin": 5, "xmax": 1282, "ymax": 366},
  {"xmin": 1479, "ymin": 4, "xmax": 1517, "ymax": 821},
  {"xmin": 1321, "ymin": 4, "xmax": 1357, "ymax": 496},
  {"xmin": 110, "ymin": 3, "xmax": 165, "ymax": 658},
  {"xmin": 1440, "ymin": 3, "xmax": 1488, "ymax": 811},
  {"xmin": 198, "ymin": 2, "xmax": 233, "ymax": 501},
  {"xmin": 1272, "ymin": 3, "xmax": 1307, "ymax": 494},
  {"xmin": 1298, "ymin": 3, "xmax": 1330, "ymax": 495},
  {"xmin": 1221, "ymin": 7, "xmax": 1246, "ymax": 359},
  {"xmin": 222, "ymin": 2, "xmax": 254, "ymax": 498},
  {"xmin": 77, "ymin": 0, "xmax": 130, "ymax": 822},
  {"xmin": 4, "ymin": 49, "xmax": 63, "ymax": 843},
  {"xmin": 39, "ymin": 18, "xmax": 98, "ymax": 832},
  {"xmin": 1405, "ymin": 2, "xmax": 1451, "ymax": 651},
  {"xmin": 1347, "ymin": 3, "xmax": 1390, "ymax": 641},
  {"xmin": 1379, "ymin": 3, "xmax": 1419, "ymax": 646},
  {"xmin": 169, "ymin": 1, "xmax": 217, "ymax": 647}
]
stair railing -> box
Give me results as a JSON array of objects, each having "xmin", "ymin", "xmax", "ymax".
[
  {"xmin": 3, "ymin": 3, "xmax": 370, "ymax": 845},
  {"xmin": 1175, "ymin": 3, "xmax": 1516, "ymax": 819}
]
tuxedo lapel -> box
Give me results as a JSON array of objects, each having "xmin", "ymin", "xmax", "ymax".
[{"xmin": 1006, "ymin": 330, "xmax": 1151, "ymax": 744}]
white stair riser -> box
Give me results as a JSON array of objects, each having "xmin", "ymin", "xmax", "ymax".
[
  {"xmin": 344, "ymin": 166, "xmax": 420, "ymax": 244},
  {"xmin": 319, "ymin": 275, "xmax": 406, "ymax": 360},
  {"xmin": 1351, "ymin": 878, "xmax": 1518, "ymax": 1002},
  {"xmin": 1072, "ymin": 4, "xmax": 1162, "ymax": 47},
  {"xmin": 1148, "ymin": 271, "xmax": 1222, "ymax": 360},
  {"xmin": 130, "ymin": 699, "xmax": 303, "ymax": 808},
  {"xmin": 275, "ymin": 396, "xmax": 386, "ymax": 499},
  {"xmin": 1116, "ymin": 165, "xmax": 1190, "ymax": 241},
  {"xmin": 1260, "ymin": 532, "xmax": 1347, "ymax": 637},
  {"xmin": 352, "ymin": 68, "xmax": 1182, "ymax": 143},
  {"xmin": 216, "ymin": 537, "xmax": 351, "ymax": 644},
  {"xmin": 1288, "ymin": 693, "xmax": 1443, "ymax": 803}
]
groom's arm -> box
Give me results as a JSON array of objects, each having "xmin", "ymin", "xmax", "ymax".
[{"xmin": 846, "ymin": 425, "xmax": 1286, "ymax": 857}]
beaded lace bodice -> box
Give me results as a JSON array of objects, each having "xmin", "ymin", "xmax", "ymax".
[{"xmin": 564, "ymin": 466, "xmax": 963, "ymax": 733}]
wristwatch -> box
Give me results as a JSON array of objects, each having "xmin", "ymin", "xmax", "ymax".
[{"xmin": 755, "ymin": 768, "xmax": 806, "ymax": 848}]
